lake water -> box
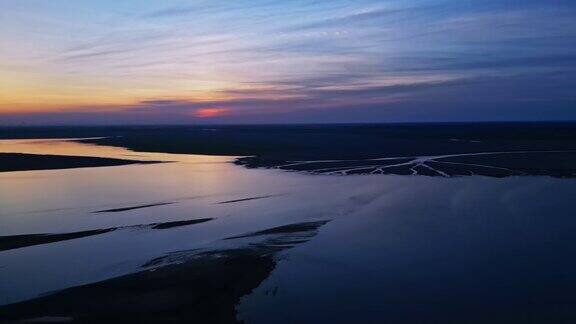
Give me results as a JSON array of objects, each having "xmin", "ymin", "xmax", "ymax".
[{"xmin": 1, "ymin": 139, "xmax": 576, "ymax": 322}]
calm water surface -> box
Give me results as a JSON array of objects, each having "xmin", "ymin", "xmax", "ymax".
[{"xmin": 1, "ymin": 139, "xmax": 576, "ymax": 322}]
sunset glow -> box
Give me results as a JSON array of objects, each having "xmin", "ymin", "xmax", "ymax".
[
  {"xmin": 193, "ymin": 108, "xmax": 230, "ymax": 118},
  {"xmin": 0, "ymin": 1, "xmax": 574, "ymax": 124},
  {"xmin": 1, "ymin": 1, "xmax": 576, "ymax": 319}
]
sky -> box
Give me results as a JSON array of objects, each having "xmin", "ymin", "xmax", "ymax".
[{"xmin": 1, "ymin": 0, "xmax": 575, "ymax": 125}]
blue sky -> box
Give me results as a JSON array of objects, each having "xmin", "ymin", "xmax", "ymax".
[{"xmin": 1, "ymin": 0, "xmax": 575, "ymax": 124}]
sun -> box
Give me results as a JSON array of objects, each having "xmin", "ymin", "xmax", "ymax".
[{"xmin": 193, "ymin": 107, "xmax": 230, "ymax": 118}]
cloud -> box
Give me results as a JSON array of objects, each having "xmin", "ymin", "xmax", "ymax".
[
  {"xmin": 2, "ymin": 0, "xmax": 576, "ymax": 124},
  {"xmin": 142, "ymin": 6, "xmax": 199, "ymax": 18},
  {"xmin": 289, "ymin": 5, "xmax": 441, "ymax": 31},
  {"xmin": 139, "ymin": 99, "xmax": 191, "ymax": 106}
]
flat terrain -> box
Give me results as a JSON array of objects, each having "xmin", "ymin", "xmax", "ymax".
[
  {"xmin": 2, "ymin": 123, "xmax": 576, "ymax": 323},
  {"xmin": 0, "ymin": 153, "xmax": 158, "ymax": 172},
  {"xmin": 3, "ymin": 122, "xmax": 574, "ymax": 177},
  {"xmin": 0, "ymin": 221, "xmax": 328, "ymax": 323}
]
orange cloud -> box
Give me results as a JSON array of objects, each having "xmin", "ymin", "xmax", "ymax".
[{"xmin": 193, "ymin": 107, "xmax": 230, "ymax": 118}]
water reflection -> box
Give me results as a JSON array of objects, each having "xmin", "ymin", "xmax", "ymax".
[
  {"xmin": 1, "ymin": 139, "xmax": 576, "ymax": 323},
  {"xmin": 0, "ymin": 138, "xmax": 233, "ymax": 163},
  {"xmin": 0, "ymin": 139, "xmax": 365, "ymax": 305}
]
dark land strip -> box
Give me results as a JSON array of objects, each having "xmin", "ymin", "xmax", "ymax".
[
  {"xmin": 2, "ymin": 123, "xmax": 576, "ymax": 177},
  {"xmin": 0, "ymin": 229, "xmax": 115, "ymax": 252},
  {"xmin": 0, "ymin": 218, "xmax": 213, "ymax": 252},
  {"xmin": 0, "ymin": 153, "xmax": 160, "ymax": 173},
  {"xmin": 216, "ymin": 194, "xmax": 283, "ymax": 204},
  {"xmin": 237, "ymin": 151, "xmax": 576, "ymax": 178},
  {"xmin": 225, "ymin": 220, "xmax": 330, "ymax": 240},
  {"xmin": 149, "ymin": 218, "xmax": 212, "ymax": 229},
  {"xmin": 93, "ymin": 202, "xmax": 175, "ymax": 213},
  {"xmin": 78, "ymin": 123, "xmax": 576, "ymax": 178}
]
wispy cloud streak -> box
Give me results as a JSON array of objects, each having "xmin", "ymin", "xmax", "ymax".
[{"xmin": 0, "ymin": 0, "xmax": 575, "ymax": 123}]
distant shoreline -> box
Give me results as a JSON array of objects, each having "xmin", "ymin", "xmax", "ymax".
[{"xmin": 1, "ymin": 123, "xmax": 575, "ymax": 177}]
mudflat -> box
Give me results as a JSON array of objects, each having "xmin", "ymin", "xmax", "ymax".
[{"xmin": 0, "ymin": 153, "xmax": 159, "ymax": 172}]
